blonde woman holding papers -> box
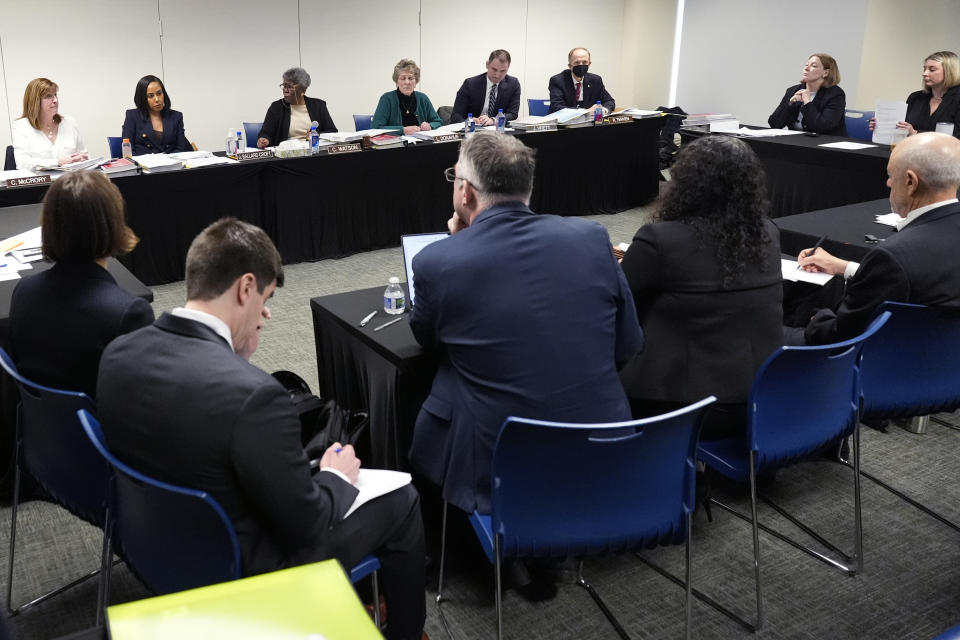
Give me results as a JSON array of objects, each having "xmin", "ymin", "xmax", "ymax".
[
  {"xmin": 12, "ymin": 78, "xmax": 88, "ymax": 169},
  {"xmin": 872, "ymin": 51, "xmax": 960, "ymax": 139}
]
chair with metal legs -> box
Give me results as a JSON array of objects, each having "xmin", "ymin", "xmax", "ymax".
[
  {"xmin": 695, "ymin": 312, "xmax": 889, "ymax": 631},
  {"xmin": 857, "ymin": 301, "xmax": 960, "ymax": 532},
  {"xmin": 0, "ymin": 347, "xmax": 109, "ymax": 622},
  {"xmin": 436, "ymin": 397, "xmax": 716, "ymax": 640}
]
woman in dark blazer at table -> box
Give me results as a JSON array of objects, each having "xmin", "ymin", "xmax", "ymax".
[
  {"xmin": 121, "ymin": 75, "xmax": 191, "ymax": 155},
  {"xmin": 768, "ymin": 53, "xmax": 847, "ymax": 136},
  {"xmin": 9, "ymin": 172, "xmax": 154, "ymax": 399},
  {"xmin": 256, "ymin": 67, "xmax": 336, "ymax": 149},
  {"xmin": 870, "ymin": 51, "xmax": 960, "ymax": 139},
  {"xmin": 372, "ymin": 58, "xmax": 442, "ymax": 135},
  {"xmin": 619, "ymin": 136, "xmax": 783, "ymax": 439}
]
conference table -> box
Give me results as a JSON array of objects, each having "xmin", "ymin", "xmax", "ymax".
[
  {"xmin": 311, "ymin": 197, "xmax": 903, "ymax": 471},
  {"xmin": 1, "ymin": 118, "xmax": 664, "ymax": 286},
  {"xmin": 0, "ymin": 203, "xmax": 153, "ymax": 499},
  {"xmin": 680, "ymin": 128, "xmax": 891, "ymax": 218}
]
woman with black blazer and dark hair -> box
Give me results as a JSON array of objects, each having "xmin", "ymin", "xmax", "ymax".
[
  {"xmin": 121, "ymin": 75, "xmax": 191, "ymax": 155},
  {"xmin": 619, "ymin": 136, "xmax": 783, "ymax": 439},
  {"xmin": 768, "ymin": 53, "xmax": 847, "ymax": 136}
]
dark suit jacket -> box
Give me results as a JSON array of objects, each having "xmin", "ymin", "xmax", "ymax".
[
  {"xmin": 97, "ymin": 313, "xmax": 359, "ymax": 576},
  {"xmin": 804, "ymin": 202, "xmax": 960, "ymax": 344},
  {"xmin": 121, "ymin": 109, "xmax": 191, "ymax": 155},
  {"xmin": 408, "ymin": 202, "xmax": 643, "ymax": 513},
  {"xmin": 9, "ymin": 262, "xmax": 154, "ymax": 398},
  {"xmin": 619, "ymin": 219, "xmax": 783, "ymax": 404},
  {"xmin": 257, "ymin": 97, "xmax": 337, "ymax": 146},
  {"xmin": 905, "ymin": 86, "xmax": 960, "ymax": 138},
  {"xmin": 450, "ymin": 73, "xmax": 521, "ymax": 122},
  {"xmin": 768, "ymin": 83, "xmax": 847, "ymax": 136},
  {"xmin": 548, "ymin": 70, "xmax": 615, "ymax": 113}
]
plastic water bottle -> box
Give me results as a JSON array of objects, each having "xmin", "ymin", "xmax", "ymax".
[
  {"xmin": 465, "ymin": 113, "xmax": 475, "ymax": 135},
  {"xmin": 120, "ymin": 138, "xmax": 132, "ymax": 158},
  {"xmin": 496, "ymin": 109, "xmax": 506, "ymax": 133},
  {"xmin": 237, "ymin": 128, "xmax": 245, "ymax": 152},
  {"xmin": 309, "ymin": 126, "xmax": 320, "ymax": 155},
  {"xmin": 383, "ymin": 277, "xmax": 405, "ymax": 315},
  {"xmin": 226, "ymin": 129, "xmax": 238, "ymax": 155},
  {"xmin": 593, "ymin": 101, "xmax": 604, "ymax": 125}
]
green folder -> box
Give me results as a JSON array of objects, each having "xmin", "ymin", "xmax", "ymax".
[{"xmin": 107, "ymin": 559, "xmax": 382, "ymax": 639}]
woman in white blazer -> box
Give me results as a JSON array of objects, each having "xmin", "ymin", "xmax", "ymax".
[{"xmin": 12, "ymin": 77, "xmax": 87, "ymax": 170}]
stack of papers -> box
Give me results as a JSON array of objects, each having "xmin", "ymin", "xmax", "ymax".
[
  {"xmin": 320, "ymin": 129, "xmax": 389, "ymax": 144},
  {"xmin": 100, "ymin": 158, "xmax": 139, "ymax": 177},
  {"xmin": 35, "ymin": 156, "xmax": 105, "ymax": 171},
  {"xmin": 131, "ymin": 154, "xmax": 182, "ymax": 173},
  {"xmin": 183, "ymin": 156, "xmax": 237, "ymax": 169},
  {"xmin": 617, "ymin": 108, "xmax": 664, "ymax": 118},
  {"xmin": 168, "ymin": 150, "xmax": 214, "ymax": 162},
  {"xmin": 0, "ymin": 226, "xmax": 43, "ymax": 282}
]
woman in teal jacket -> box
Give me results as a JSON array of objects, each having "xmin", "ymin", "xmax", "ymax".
[{"xmin": 372, "ymin": 58, "xmax": 442, "ymax": 134}]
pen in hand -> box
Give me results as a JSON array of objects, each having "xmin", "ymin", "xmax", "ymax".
[{"xmin": 797, "ymin": 234, "xmax": 828, "ymax": 270}]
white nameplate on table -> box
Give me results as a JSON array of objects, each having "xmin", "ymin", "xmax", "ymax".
[
  {"xmin": 6, "ymin": 174, "xmax": 51, "ymax": 187},
  {"xmin": 604, "ymin": 114, "xmax": 634, "ymax": 124},
  {"xmin": 328, "ymin": 143, "xmax": 362, "ymax": 155},
  {"xmin": 233, "ymin": 150, "xmax": 275, "ymax": 161}
]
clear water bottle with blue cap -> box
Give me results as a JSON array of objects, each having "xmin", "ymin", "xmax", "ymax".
[
  {"xmin": 593, "ymin": 101, "xmax": 604, "ymax": 125},
  {"xmin": 496, "ymin": 109, "xmax": 506, "ymax": 133},
  {"xmin": 465, "ymin": 113, "xmax": 475, "ymax": 135}
]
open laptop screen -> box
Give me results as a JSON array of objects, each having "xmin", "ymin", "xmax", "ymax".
[{"xmin": 401, "ymin": 232, "xmax": 448, "ymax": 307}]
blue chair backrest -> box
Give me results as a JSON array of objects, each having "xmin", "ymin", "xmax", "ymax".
[
  {"xmin": 242, "ymin": 122, "xmax": 262, "ymax": 147},
  {"xmin": 4, "ymin": 145, "xmax": 14, "ymax": 170},
  {"xmin": 845, "ymin": 109, "xmax": 875, "ymax": 141},
  {"xmin": 107, "ymin": 136, "xmax": 122, "ymax": 159},
  {"xmin": 0, "ymin": 347, "xmax": 105, "ymax": 526},
  {"xmin": 353, "ymin": 114, "xmax": 373, "ymax": 131},
  {"xmin": 78, "ymin": 409, "xmax": 242, "ymax": 594},
  {"xmin": 747, "ymin": 312, "xmax": 890, "ymax": 468},
  {"xmin": 861, "ymin": 302, "xmax": 960, "ymax": 418},
  {"xmin": 490, "ymin": 397, "xmax": 715, "ymax": 559},
  {"xmin": 527, "ymin": 98, "xmax": 550, "ymax": 117}
]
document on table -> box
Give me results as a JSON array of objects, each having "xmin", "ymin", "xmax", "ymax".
[
  {"xmin": 344, "ymin": 469, "xmax": 412, "ymax": 518},
  {"xmin": 819, "ymin": 141, "xmax": 876, "ymax": 150},
  {"xmin": 0, "ymin": 226, "xmax": 42, "ymax": 254},
  {"xmin": 875, "ymin": 212, "xmax": 901, "ymax": 229},
  {"xmin": 781, "ymin": 259, "xmax": 833, "ymax": 285},
  {"xmin": 872, "ymin": 100, "xmax": 907, "ymax": 144},
  {"xmin": 734, "ymin": 128, "xmax": 805, "ymax": 137}
]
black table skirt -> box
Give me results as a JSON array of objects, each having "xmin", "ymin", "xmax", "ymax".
[
  {"xmin": 3, "ymin": 118, "xmax": 663, "ymax": 285},
  {"xmin": 680, "ymin": 129, "xmax": 891, "ymax": 218},
  {"xmin": 775, "ymin": 198, "xmax": 895, "ymax": 262}
]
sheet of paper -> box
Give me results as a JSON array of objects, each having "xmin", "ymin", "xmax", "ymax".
[
  {"xmin": 875, "ymin": 212, "xmax": 901, "ymax": 228},
  {"xmin": 781, "ymin": 258, "xmax": 834, "ymax": 285},
  {"xmin": 344, "ymin": 469, "xmax": 412, "ymax": 519},
  {"xmin": 0, "ymin": 226, "xmax": 42, "ymax": 254},
  {"xmin": 618, "ymin": 108, "xmax": 663, "ymax": 117},
  {"xmin": 168, "ymin": 150, "xmax": 214, "ymax": 161},
  {"xmin": 872, "ymin": 100, "xmax": 907, "ymax": 144},
  {"xmin": 819, "ymin": 141, "xmax": 876, "ymax": 150},
  {"xmin": 735, "ymin": 127, "xmax": 804, "ymax": 137},
  {"xmin": 183, "ymin": 156, "xmax": 238, "ymax": 169}
]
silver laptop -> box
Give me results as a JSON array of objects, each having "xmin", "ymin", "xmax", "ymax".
[{"xmin": 401, "ymin": 232, "xmax": 448, "ymax": 307}]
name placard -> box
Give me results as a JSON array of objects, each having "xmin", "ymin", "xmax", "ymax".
[
  {"xmin": 604, "ymin": 115, "xmax": 633, "ymax": 124},
  {"xmin": 328, "ymin": 143, "xmax": 362, "ymax": 155},
  {"xmin": 525, "ymin": 123, "xmax": 558, "ymax": 132},
  {"xmin": 432, "ymin": 134, "xmax": 459, "ymax": 143},
  {"xmin": 234, "ymin": 150, "xmax": 275, "ymax": 161},
  {"xmin": 6, "ymin": 175, "xmax": 52, "ymax": 187}
]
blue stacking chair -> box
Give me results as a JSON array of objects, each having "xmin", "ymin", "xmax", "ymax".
[
  {"xmin": 353, "ymin": 114, "xmax": 373, "ymax": 131},
  {"xmin": 845, "ymin": 109, "xmax": 875, "ymax": 141},
  {"xmin": 242, "ymin": 122, "xmax": 262, "ymax": 148},
  {"xmin": 0, "ymin": 348, "xmax": 109, "ymax": 621},
  {"xmin": 436, "ymin": 397, "xmax": 716, "ymax": 640},
  {"xmin": 932, "ymin": 622, "xmax": 960, "ymax": 639},
  {"xmin": 857, "ymin": 302, "xmax": 960, "ymax": 532},
  {"xmin": 107, "ymin": 136, "xmax": 123, "ymax": 159},
  {"xmin": 527, "ymin": 98, "xmax": 550, "ymax": 117},
  {"xmin": 79, "ymin": 410, "xmax": 382, "ymax": 627},
  {"xmin": 697, "ymin": 312, "xmax": 890, "ymax": 631}
]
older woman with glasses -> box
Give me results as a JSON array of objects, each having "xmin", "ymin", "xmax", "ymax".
[
  {"xmin": 256, "ymin": 67, "xmax": 337, "ymax": 149},
  {"xmin": 12, "ymin": 77, "xmax": 88, "ymax": 169},
  {"xmin": 372, "ymin": 58, "xmax": 442, "ymax": 135}
]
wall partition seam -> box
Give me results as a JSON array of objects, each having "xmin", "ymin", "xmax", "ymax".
[
  {"xmin": 668, "ymin": 0, "xmax": 684, "ymax": 108},
  {"xmin": 157, "ymin": 0, "xmax": 166, "ymax": 80}
]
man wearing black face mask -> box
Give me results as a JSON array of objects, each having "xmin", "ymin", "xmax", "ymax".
[{"xmin": 548, "ymin": 47, "xmax": 615, "ymax": 114}]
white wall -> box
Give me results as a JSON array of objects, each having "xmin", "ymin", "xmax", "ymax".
[{"xmin": 621, "ymin": 0, "xmax": 678, "ymax": 110}]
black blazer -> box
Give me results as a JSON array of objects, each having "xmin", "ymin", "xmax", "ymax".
[
  {"xmin": 450, "ymin": 73, "xmax": 521, "ymax": 122},
  {"xmin": 619, "ymin": 218, "xmax": 783, "ymax": 404},
  {"xmin": 768, "ymin": 83, "xmax": 847, "ymax": 136},
  {"xmin": 548, "ymin": 70, "xmax": 615, "ymax": 113},
  {"xmin": 805, "ymin": 202, "xmax": 960, "ymax": 344},
  {"xmin": 9, "ymin": 262, "xmax": 154, "ymax": 398},
  {"xmin": 257, "ymin": 97, "xmax": 336, "ymax": 146},
  {"xmin": 97, "ymin": 313, "xmax": 358, "ymax": 576},
  {"xmin": 905, "ymin": 85, "xmax": 960, "ymax": 138},
  {"xmin": 121, "ymin": 109, "xmax": 191, "ymax": 155}
]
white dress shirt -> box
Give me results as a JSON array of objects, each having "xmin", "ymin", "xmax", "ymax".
[{"xmin": 11, "ymin": 115, "xmax": 86, "ymax": 170}]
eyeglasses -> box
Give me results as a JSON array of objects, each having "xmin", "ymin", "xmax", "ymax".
[{"xmin": 279, "ymin": 83, "xmax": 297, "ymax": 90}]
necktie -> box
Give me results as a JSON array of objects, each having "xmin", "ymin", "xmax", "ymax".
[
  {"xmin": 487, "ymin": 84, "xmax": 498, "ymax": 117},
  {"xmin": 575, "ymin": 81, "xmax": 582, "ymax": 104}
]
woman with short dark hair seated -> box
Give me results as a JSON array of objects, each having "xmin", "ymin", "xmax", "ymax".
[
  {"xmin": 10, "ymin": 171, "xmax": 154, "ymax": 398},
  {"xmin": 619, "ymin": 136, "xmax": 783, "ymax": 438},
  {"xmin": 121, "ymin": 74, "xmax": 192, "ymax": 155}
]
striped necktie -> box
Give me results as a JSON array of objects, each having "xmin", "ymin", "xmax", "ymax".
[{"xmin": 487, "ymin": 84, "xmax": 498, "ymax": 117}]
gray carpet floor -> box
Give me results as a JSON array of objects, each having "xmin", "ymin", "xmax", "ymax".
[{"xmin": 3, "ymin": 200, "xmax": 960, "ymax": 639}]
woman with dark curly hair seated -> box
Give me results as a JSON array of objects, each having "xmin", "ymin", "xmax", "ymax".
[{"xmin": 618, "ymin": 136, "xmax": 783, "ymax": 439}]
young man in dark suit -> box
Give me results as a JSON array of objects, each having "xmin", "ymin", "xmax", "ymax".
[
  {"xmin": 97, "ymin": 219, "xmax": 426, "ymax": 640},
  {"xmin": 795, "ymin": 132, "xmax": 960, "ymax": 344},
  {"xmin": 547, "ymin": 46, "xmax": 615, "ymax": 113},
  {"xmin": 450, "ymin": 49, "xmax": 522, "ymax": 125}
]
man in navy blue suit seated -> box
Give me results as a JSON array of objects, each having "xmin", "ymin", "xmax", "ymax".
[
  {"xmin": 450, "ymin": 49, "xmax": 522, "ymax": 125},
  {"xmin": 548, "ymin": 47, "xmax": 615, "ymax": 114}
]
